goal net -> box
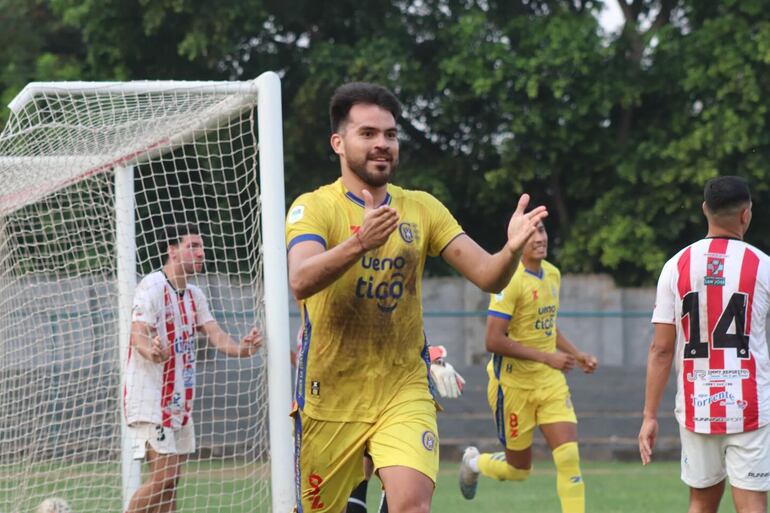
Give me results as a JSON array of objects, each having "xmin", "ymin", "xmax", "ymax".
[{"xmin": 0, "ymin": 74, "xmax": 293, "ymax": 512}]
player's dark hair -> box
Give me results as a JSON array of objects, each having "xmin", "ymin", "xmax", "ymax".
[
  {"xmin": 329, "ymin": 82, "xmax": 401, "ymax": 133},
  {"xmin": 162, "ymin": 223, "xmax": 200, "ymax": 254},
  {"xmin": 704, "ymin": 176, "xmax": 751, "ymax": 214}
]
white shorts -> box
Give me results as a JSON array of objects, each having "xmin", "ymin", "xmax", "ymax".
[
  {"xmin": 129, "ymin": 422, "xmax": 195, "ymax": 459},
  {"xmin": 680, "ymin": 423, "xmax": 770, "ymax": 491}
]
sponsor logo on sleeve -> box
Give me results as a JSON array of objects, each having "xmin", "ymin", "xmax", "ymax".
[{"xmin": 288, "ymin": 205, "xmax": 305, "ymax": 224}]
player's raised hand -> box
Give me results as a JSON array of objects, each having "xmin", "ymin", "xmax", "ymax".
[
  {"xmin": 239, "ymin": 327, "xmax": 263, "ymax": 357},
  {"xmin": 638, "ymin": 417, "xmax": 658, "ymax": 465},
  {"xmin": 506, "ymin": 194, "xmax": 548, "ymax": 256},
  {"xmin": 150, "ymin": 335, "xmax": 171, "ymax": 363},
  {"xmin": 545, "ymin": 351, "xmax": 575, "ymax": 372},
  {"xmin": 355, "ymin": 189, "xmax": 399, "ymax": 252},
  {"xmin": 577, "ymin": 352, "xmax": 598, "ymax": 374}
]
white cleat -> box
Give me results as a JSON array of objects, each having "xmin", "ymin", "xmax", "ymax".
[{"xmin": 459, "ymin": 446, "xmax": 480, "ymax": 500}]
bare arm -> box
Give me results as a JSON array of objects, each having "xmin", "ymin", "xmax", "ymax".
[
  {"xmin": 556, "ymin": 328, "xmax": 598, "ymax": 373},
  {"xmin": 639, "ymin": 322, "xmax": 677, "ymax": 465},
  {"xmin": 442, "ymin": 194, "xmax": 548, "ymax": 293},
  {"xmin": 130, "ymin": 321, "xmax": 169, "ymax": 363},
  {"xmin": 200, "ymin": 322, "xmax": 263, "ymax": 357},
  {"xmin": 485, "ymin": 315, "xmax": 575, "ymax": 371},
  {"xmin": 288, "ymin": 189, "xmax": 399, "ymax": 300}
]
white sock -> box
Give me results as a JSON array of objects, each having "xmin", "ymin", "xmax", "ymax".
[{"xmin": 469, "ymin": 456, "xmax": 480, "ymax": 473}]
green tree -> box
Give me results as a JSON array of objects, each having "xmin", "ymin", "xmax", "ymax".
[{"xmin": 4, "ymin": 0, "xmax": 770, "ymax": 284}]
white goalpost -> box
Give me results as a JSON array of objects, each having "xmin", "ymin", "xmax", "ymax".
[{"xmin": 0, "ymin": 72, "xmax": 294, "ymax": 512}]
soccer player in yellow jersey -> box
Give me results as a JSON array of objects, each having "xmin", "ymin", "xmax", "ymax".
[
  {"xmin": 458, "ymin": 221, "xmax": 598, "ymax": 513},
  {"xmin": 285, "ymin": 82, "xmax": 548, "ymax": 513}
]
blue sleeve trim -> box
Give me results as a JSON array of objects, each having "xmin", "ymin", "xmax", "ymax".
[
  {"xmin": 487, "ymin": 310, "xmax": 512, "ymax": 320},
  {"xmin": 288, "ymin": 234, "xmax": 327, "ymax": 251},
  {"xmin": 438, "ymin": 232, "xmax": 466, "ymax": 256}
]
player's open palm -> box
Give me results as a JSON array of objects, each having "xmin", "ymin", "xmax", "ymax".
[
  {"xmin": 506, "ymin": 194, "xmax": 548, "ymax": 255},
  {"xmin": 357, "ymin": 189, "xmax": 399, "ymax": 251}
]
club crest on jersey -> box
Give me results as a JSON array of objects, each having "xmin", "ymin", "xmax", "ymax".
[
  {"xmin": 421, "ymin": 430, "xmax": 436, "ymax": 451},
  {"xmin": 704, "ymin": 257, "xmax": 725, "ymax": 286},
  {"xmin": 398, "ymin": 222, "xmax": 416, "ymax": 243}
]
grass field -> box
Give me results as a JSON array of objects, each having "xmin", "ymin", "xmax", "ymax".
[
  {"xmin": 369, "ymin": 460, "xmax": 741, "ymax": 513},
  {"xmin": 4, "ymin": 459, "xmax": 748, "ymax": 512}
]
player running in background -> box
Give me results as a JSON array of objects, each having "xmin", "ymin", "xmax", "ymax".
[
  {"xmin": 458, "ymin": 220, "xmax": 597, "ymax": 513},
  {"xmin": 124, "ymin": 223, "xmax": 262, "ymax": 513},
  {"xmin": 286, "ymin": 82, "xmax": 547, "ymax": 513},
  {"xmin": 639, "ymin": 176, "xmax": 770, "ymax": 513}
]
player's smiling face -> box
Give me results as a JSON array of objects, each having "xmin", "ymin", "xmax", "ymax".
[
  {"xmin": 174, "ymin": 234, "xmax": 205, "ymax": 274},
  {"xmin": 332, "ymin": 103, "xmax": 399, "ymax": 187},
  {"xmin": 523, "ymin": 222, "xmax": 548, "ymax": 262}
]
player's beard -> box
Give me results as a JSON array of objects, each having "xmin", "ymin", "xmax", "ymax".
[{"xmin": 347, "ymin": 152, "xmax": 398, "ymax": 187}]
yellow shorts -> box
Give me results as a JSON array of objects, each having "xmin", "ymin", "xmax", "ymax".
[
  {"xmin": 293, "ymin": 381, "xmax": 439, "ymax": 513},
  {"xmin": 487, "ymin": 378, "xmax": 577, "ymax": 451}
]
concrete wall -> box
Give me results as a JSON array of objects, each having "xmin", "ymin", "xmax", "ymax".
[{"xmin": 421, "ymin": 274, "xmax": 655, "ymax": 367}]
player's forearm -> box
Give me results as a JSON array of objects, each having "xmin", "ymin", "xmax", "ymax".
[
  {"xmin": 643, "ymin": 340, "xmax": 675, "ymax": 420},
  {"xmin": 130, "ymin": 323, "xmax": 155, "ymax": 360},
  {"xmin": 486, "ymin": 333, "xmax": 547, "ymax": 363},
  {"xmin": 555, "ymin": 329, "xmax": 580, "ymax": 356},
  {"xmin": 472, "ymin": 247, "xmax": 521, "ymax": 293},
  {"xmin": 206, "ymin": 327, "xmax": 241, "ymax": 357},
  {"xmin": 289, "ymin": 237, "xmax": 364, "ymax": 299}
]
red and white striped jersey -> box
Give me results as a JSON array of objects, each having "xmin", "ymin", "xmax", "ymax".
[
  {"xmin": 124, "ymin": 271, "xmax": 214, "ymax": 429},
  {"xmin": 653, "ymin": 238, "xmax": 770, "ymax": 434}
]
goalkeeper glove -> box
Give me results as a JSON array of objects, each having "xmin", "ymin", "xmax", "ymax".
[{"xmin": 430, "ymin": 360, "xmax": 465, "ymax": 399}]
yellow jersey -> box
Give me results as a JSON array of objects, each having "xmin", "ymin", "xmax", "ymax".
[
  {"xmin": 486, "ymin": 260, "xmax": 566, "ymax": 389},
  {"xmin": 286, "ymin": 178, "xmax": 464, "ymax": 422}
]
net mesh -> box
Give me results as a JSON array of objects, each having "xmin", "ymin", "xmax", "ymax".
[{"xmin": 0, "ymin": 83, "xmax": 270, "ymax": 512}]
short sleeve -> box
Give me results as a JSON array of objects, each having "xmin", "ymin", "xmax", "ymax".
[
  {"xmin": 132, "ymin": 278, "xmax": 160, "ymax": 327},
  {"xmin": 488, "ymin": 276, "xmax": 519, "ymax": 321},
  {"xmin": 420, "ymin": 192, "xmax": 464, "ymax": 257},
  {"xmin": 286, "ymin": 192, "xmax": 331, "ymax": 252},
  {"xmin": 190, "ymin": 287, "xmax": 215, "ymax": 327},
  {"xmin": 651, "ymin": 259, "xmax": 676, "ymax": 325}
]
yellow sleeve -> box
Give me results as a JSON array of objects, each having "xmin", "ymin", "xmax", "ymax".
[
  {"xmin": 487, "ymin": 276, "xmax": 519, "ymax": 321},
  {"xmin": 419, "ymin": 192, "xmax": 464, "ymax": 257},
  {"xmin": 285, "ymin": 192, "xmax": 331, "ymax": 251}
]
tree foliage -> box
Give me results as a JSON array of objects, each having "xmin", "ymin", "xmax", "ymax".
[{"xmin": 3, "ymin": 0, "xmax": 770, "ymax": 284}]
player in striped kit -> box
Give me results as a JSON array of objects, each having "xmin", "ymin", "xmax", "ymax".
[
  {"xmin": 124, "ymin": 223, "xmax": 263, "ymax": 513},
  {"xmin": 639, "ymin": 176, "xmax": 770, "ymax": 513}
]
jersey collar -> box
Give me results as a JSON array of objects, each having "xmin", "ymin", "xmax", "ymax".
[
  {"xmin": 341, "ymin": 181, "xmax": 393, "ymax": 208},
  {"xmin": 161, "ymin": 270, "xmax": 187, "ymax": 296},
  {"xmin": 523, "ymin": 267, "xmax": 544, "ymax": 280}
]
